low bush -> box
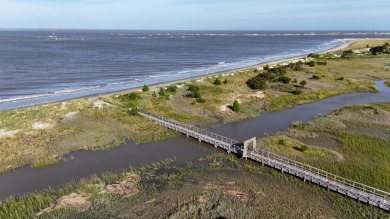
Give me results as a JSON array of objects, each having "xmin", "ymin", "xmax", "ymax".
[
  {"xmin": 311, "ymin": 75, "xmax": 320, "ymax": 80},
  {"xmin": 142, "ymin": 85, "xmax": 149, "ymax": 92},
  {"xmin": 166, "ymin": 85, "xmax": 177, "ymax": 93},
  {"xmin": 291, "ymin": 89, "xmax": 303, "ymax": 95},
  {"xmin": 214, "ymin": 78, "xmax": 222, "ymax": 85},
  {"xmin": 278, "ymin": 76, "xmax": 291, "ymax": 84}
]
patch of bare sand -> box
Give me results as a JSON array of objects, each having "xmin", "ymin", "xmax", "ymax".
[
  {"xmin": 32, "ymin": 122, "xmax": 55, "ymax": 130},
  {"xmin": 202, "ymin": 182, "xmax": 252, "ymax": 204},
  {"xmin": 35, "ymin": 193, "xmax": 91, "ymax": 217},
  {"xmin": 250, "ymin": 91, "xmax": 265, "ymax": 98},
  {"xmin": 0, "ymin": 129, "xmax": 20, "ymax": 139},
  {"xmin": 100, "ymin": 173, "xmax": 140, "ymax": 197},
  {"xmin": 61, "ymin": 111, "xmax": 79, "ymax": 122},
  {"xmin": 93, "ymin": 100, "xmax": 113, "ymax": 109}
]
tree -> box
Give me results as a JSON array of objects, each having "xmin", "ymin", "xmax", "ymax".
[
  {"xmin": 142, "ymin": 84, "xmax": 149, "ymax": 92},
  {"xmin": 214, "ymin": 78, "xmax": 222, "ymax": 85},
  {"xmin": 233, "ymin": 100, "xmax": 240, "ymax": 112},
  {"xmin": 300, "ymin": 80, "xmax": 307, "ymax": 87}
]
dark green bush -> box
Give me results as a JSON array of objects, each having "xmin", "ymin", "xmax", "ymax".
[
  {"xmin": 306, "ymin": 61, "xmax": 316, "ymax": 67},
  {"xmin": 300, "ymin": 80, "xmax": 307, "ymax": 87},
  {"xmin": 118, "ymin": 92, "xmax": 141, "ymax": 102},
  {"xmin": 196, "ymin": 98, "xmax": 206, "ymax": 103},
  {"xmin": 316, "ymin": 61, "xmax": 327, "ymax": 65},
  {"xmin": 336, "ymin": 77, "xmax": 344, "ymax": 81},
  {"xmin": 166, "ymin": 85, "xmax": 177, "ymax": 93},
  {"xmin": 291, "ymin": 89, "xmax": 303, "ymax": 95},
  {"xmin": 311, "ymin": 75, "xmax": 320, "ymax": 80},
  {"xmin": 233, "ymin": 100, "xmax": 240, "ymax": 112},
  {"xmin": 159, "ymin": 88, "xmax": 167, "ymax": 97},
  {"xmin": 341, "ymin": 50, "xmax": 354, "ymax": 58},
  {"xmin": 223, "ymin": 79, "xmax": 228, "ymax": 84},
  {"xmin": 246, "ymin": 76, "xmax": 267, "ymax": 90},
  {"xmin": 142, "ymin": 84, "xmax": 149, "ymax": 92},
  {"xmin": 278, "ymin": 76, "xmax": 291, "ymax": 84},
  {"xmin": 308, "ymin": 53, "xmax": 320, "ymax": 58},
  {"xmin": 214, "ymin": 78, "xmax": 222, "ymax": 85},
  {"xmin": 187, "ymin": 84, "xmax": 200, "ymax": 93}
]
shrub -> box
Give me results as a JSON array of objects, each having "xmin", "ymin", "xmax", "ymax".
[
  {"xmin": 336, "ymin": 77, "xmax": 344, "ymax": 81},
  {"xmin": 300, "ymin": 145, "xmax": 308, "ymax": 152},
  {"xmin": 306, "ymin": 61, "xmax": 316, "ymax": 67},
  {"xmin": 142, "ymin": 84, "xmax": 149, "ymax": 92},
  {"xmin": 291, "ymin": 89, "xmax": 303, "ymax": 95},
  {"xmin": 288, "ymin": 62, "xmax": 304, "ymax": 71},
  {"xmin": 293, "ymin": 78, "xmax": 297, "ymax": 83},
  {"xmin": 341, "ymin": 50, "xmax": 354, "ymax": 58},
  {"xmin": 311, "ymin": 75, "xmax": 320, "ymax": 80},
  {"xmin": 370, "ymin": 45, "xmax": 389, "ymax": 55},
  {"xmin": 307, "ymin": 53, "xmax": 320, "ymax": 58},
  {"xmin": 300, "ymin": 80, "xmax": 307, "ymax": 87},
  {"xmin": 278, "ymin": 76, "xmax": 291, "ymax": 84},
  {"xmin": 232, "ymin": 100, "xmax": 241, "ymax": 112},
  {"xmin": 246, "ymin": 76, "xmax": 267, "ymax": 90},
  {"xmin": 159, "ymin": 88, "xmax": 167, "ymax": 97},
  {"xmin": 316, "ymin": 61, "xmax": 327, "ymax": 65},
  {"xmin": 223, "ymin": 79, "xmax": 228, "ymax": 84},
  {"xmin": 263, "ymin": 64, "xmax": 269, "ymax": 70},
  {"xmin": 214, "ymin": 78, "xmax": 222, "ymax": 85},
  {"xmin": 196, "ymin": 98, "xmax": 206, "ymax": 103},
  {"xmin": 385, "ymin": 80, "xmax": 390, "ymax": 87},
  {"xmin": 128, "ymin": 107, "xmax": 138, "ymax": 116},
  {"xmin": 268, "ymin": 66, "xmax": 287, "ymax": 76},
  {"xmin": 194, "ymin": 91, "xmax": 202, "ymax": 98},
  {"xmin": 118, "ymin": 92, "xmax": 140, "ymax": 102},
  {"xmin": 166, "ymin": 85, "xmax": 177, "ymax": 93},
  {"xmin": 187, "ymin": 84, "xmax": 200, "ymax": 93}
]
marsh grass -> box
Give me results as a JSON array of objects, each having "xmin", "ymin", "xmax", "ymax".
[
  {"xmin": 264, "ymin": 103, "xmax": 390, "ymax": 191},
  {"xmin": 1, "ymin": 155, "xmax": 386, "ymax": 219}
]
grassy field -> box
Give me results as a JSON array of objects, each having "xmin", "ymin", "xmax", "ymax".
[
  {"xmin": 0, "ymin": 39, "xmax": 389, "ymax": 174},
  {"xmin": 0, "ymin": 155, "xmax": 387, "ymax": 219},
  {"xmin": 261, "ymin": 103, "xmax": 390, "ymax": 192}
]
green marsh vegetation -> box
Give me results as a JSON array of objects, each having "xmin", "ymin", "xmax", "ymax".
[
  {"xmin": 261, "ymin": 103, "xmax": 390, "ymax": 191},
  {"xmin": 0, "ymin": 155, "xmax": 387, "ymax": 219}
]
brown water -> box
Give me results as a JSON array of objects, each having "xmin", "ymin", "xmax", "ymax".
[{"xmin": 0, "ymin": 80, "xmax": 389, "ymax": 201}]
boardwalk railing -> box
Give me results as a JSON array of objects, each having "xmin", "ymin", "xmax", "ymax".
[{"xmin": 137, "ymin": 108, "xmax": 390, "ymax": 211}]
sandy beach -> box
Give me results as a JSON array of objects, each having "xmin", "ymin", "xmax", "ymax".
[{"xmin": 98, "ymin": 40, "xmax": 357, "ymax": 99}]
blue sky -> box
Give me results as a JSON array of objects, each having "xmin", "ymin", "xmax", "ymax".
[{"xmin": 0, "ymin": 0, "xmax": 389, "ymax": 30}]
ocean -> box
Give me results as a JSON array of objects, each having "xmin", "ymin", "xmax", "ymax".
[{"xmin": 0, "ymin": 29, "xmax": 389, "ymax": 110}]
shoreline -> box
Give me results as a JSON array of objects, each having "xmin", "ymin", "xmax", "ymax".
[
  {"xmin": 1, "ymin": 39, "xmax": 357, "ymax": 111},
  {"xmin": 94, "ymin": 39, "xmax": 356, "ymax": 96}
]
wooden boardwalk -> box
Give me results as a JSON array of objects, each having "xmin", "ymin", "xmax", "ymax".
[{"xmin": 137, "ymin": 108, "xmax": 390, "ymax": 211}]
